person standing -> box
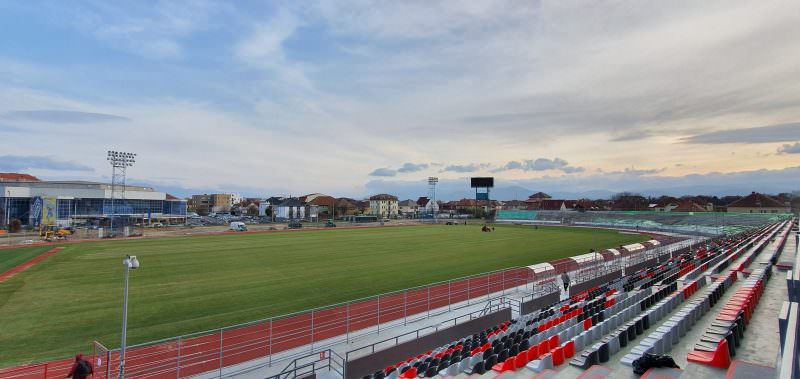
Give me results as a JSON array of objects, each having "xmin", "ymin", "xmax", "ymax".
[
  {"xmin": 66, "ymin": 354, "xmax": 92, "ymax": 379},
  {"xmin": 561, "ymin": 273, "xmax": 570, "ymax": 292}
]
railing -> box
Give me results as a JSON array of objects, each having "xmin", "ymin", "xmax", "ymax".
[
  {"xmin": 344, "ymin": 303, "xmax": 504, "ymax": 362},
  {"xmin": 263, "ymin": 349, "xmax": 345, "ymax": 379},
  {"xmin": 87, "ymin": 266, "xmax": 533, "ymax": 379}
]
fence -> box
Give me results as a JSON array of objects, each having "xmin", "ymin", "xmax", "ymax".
[
  {"xmin": 0, "ymin": 232, "xmax": 699, "ymax": 379},
  {"xmin": 84, "ymin": 267, "xmax": 532, "ymax": 379}
]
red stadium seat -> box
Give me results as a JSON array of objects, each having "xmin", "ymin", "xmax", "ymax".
[
  {"xmin": 687, "ymin": 339, "xmax": 731, "ymax": 369},
  {"xmin": 399, "ymin": 367, "xmax": 417, "ymax": 379},
  {"xmin": 492, "ymin": 357, "xmax": 517, "ymax": 372},
  {"xmin": 562, "ymin": 340, "xmax": 575, "ymax": 358},
  {"xmin": 551, "ymin": 346, "xmax": 564, "ymax": 366},
  {"xmin": 527, "ymin": 345, "xmax": 540, "ymax": 361}
]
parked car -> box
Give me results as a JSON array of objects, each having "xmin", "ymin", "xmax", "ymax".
[{"xmin": 229, "ymin": 222, "xmax": 247, "ymax": 232}]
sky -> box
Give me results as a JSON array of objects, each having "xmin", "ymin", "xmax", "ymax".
[{"xmin": 0, "ymin": 1, "xmax": 798, "ymax": 200}]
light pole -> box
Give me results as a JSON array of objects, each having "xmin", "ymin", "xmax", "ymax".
[{"xmin": 118, "ymin": 255, "xmax": 140, "ymax": 379}]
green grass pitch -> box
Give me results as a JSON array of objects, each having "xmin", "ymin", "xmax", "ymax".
[
  {"xmin": 0, "ymin": 224, "xmax": 647, "ymax": 366},
  {"xmin": 0, "ymin": 245, "xmax": 54, "ymax": 273}
]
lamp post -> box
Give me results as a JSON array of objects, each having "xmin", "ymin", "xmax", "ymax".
[{"xmin": 118, "ymin": 255, "xmax": 140, "ymax": 379}]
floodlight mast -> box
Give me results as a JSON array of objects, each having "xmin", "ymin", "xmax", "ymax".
[
  {"xmin": 428, "ymin": 177, "xmax": 438, "ymax": 222},
  {"xmin": 107, "ymin": 151, "xmax": 136, "ymax": 235}
]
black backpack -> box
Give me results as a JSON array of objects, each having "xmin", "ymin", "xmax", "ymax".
[{"xmin": 76, "ymin": 359, "xmax": 93, "ymax": 376}]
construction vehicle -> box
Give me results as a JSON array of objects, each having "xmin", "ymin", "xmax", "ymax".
[{"xmin": 39, "ymin": 224, "xmax": 71, "ymax": 241}]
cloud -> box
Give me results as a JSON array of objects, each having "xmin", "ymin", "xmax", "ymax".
[
  {"xmin": 441, "ymin": 163, "xmax": 487, "ymax": 173},
  {"xmin": 778, "ymin": 142, "xmax": 800, "ymax": 154},
  {"xmin": 493, "ymin": 158, "xmax": 585, "ymax": 174},
  {"xmin": 397, "ymin": 162, "xmax": 429, "ymax": 173},
  {"xmin": 64, "ymin": 1, "xmax": 231, "ymax": 60},
  {"xmin": 682, "ymin": 123, "xmax": 800, "ymax": 144},
  {"xmin": 611, "ymin": 129, "xmax": 654, "ymax": 142},
  {"xmin": 612, "ymin": 168, "xmax": 666, "ymax": 176},
  {"xmin": 2, "ymin": 110, "xmax": 129, "ymax": 123},
  {"xmin": 0, "ymin": 155, "xmax": 94, "ymax": 172},
  {"xmin": 369, "ymin": 167, "xmax": 396, "ymax": 177}
]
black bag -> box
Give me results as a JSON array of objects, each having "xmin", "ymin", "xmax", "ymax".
[
  {"xmin": 632, "ymin": 353, "xmax": 679, "ymax": 375},
  {"xmin": 76, "ymin": 359, "xmax": 93, "ymax": 376}
]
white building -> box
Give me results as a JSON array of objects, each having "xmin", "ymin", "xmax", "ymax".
[
  {"xmin": 369, "ymin": 194, "xmax": 399, "ymax": 218},
  {"xmin": 0, "ymin": 174, "xmax": 186, "ymax": 227}
]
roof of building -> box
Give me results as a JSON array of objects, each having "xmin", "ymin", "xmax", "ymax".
[
  {"xmin": 300, "ymin": 194, "xmax": 336, "ymax": 206},
  {"xmin": 276, "ymin": 197, "xmax": 302, "ymax": 207},
  {"xmin": 672, "ymin": 199, "xmax": 710, "ymax": 212},
  {"xmin": 502, "ymin": 200, "xmax": 529, "ymax": 207},
  {"xmin": 417, "ymin": 197, "xmax": 430, "ymax": 206},
  {"xmin": 0, "ymin": 173, "xmax": 40, "ymax": 182},
  {"xmin": 727, "ymin": 192, "xmax": 785, "ymax": 208},
  {"xmin": 398, "ymin": 199, "xmax": 417, "ymax": 207},
  {"xmin": 0, "ymin": 179, "xmax": 155, "ymax": 192},
  {"xmin": 528, "ymin": 192, "xmax": 552, "ymax": 199},
  {"xmin": 369, "ymin": 194, "xmax": 398, "ymax": 201},
  {"xmin": 654, "ymin": 197, "xmax": 680, "ymax": 208},
  {"xmin": 533, "ymin": 199, "xmax": 577, "ymax": 210}
]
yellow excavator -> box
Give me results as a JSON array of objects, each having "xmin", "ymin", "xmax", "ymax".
[{"xmin": 40, "ymin": 224, "xmax": 71, "ymax": 242}]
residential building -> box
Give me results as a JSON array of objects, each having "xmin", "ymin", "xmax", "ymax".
[
  {"xmin": 726, "ymin": 192, "xmax": 789, "ymax": 213},
  {"xmin": 500, "ymin": 200, "xmax": 529, "ymax": 210},
  {"xmin": 416, "ymin": 196, "xmax": 439, "ymax": 215},
  {"xmin": 229, "ymin": 193, "xmax": 243, "ymax": 207},
  {"xmin": 335, "ymin": 198, "xmax": 360, "ymax": 216},
  {"xmin": 0, "ymin": 174, "xmax": 186, "ymax": 227},
  {"xmin": 369, "ymin": 194, "xmax": 399, "ymax": 218},
  {"xmin": 190, "ymin": 193, "xmax": 234, "ymax": 215},
  {"xmin": 269, "ymin": 197, "xmax": 305, "ymax": 220},
  {"xmin": 525, "ymin": 192, "xmax": 552, "ymax": 206},
  {"xmin": 398, "ymin": 199, "xmax": 418, "ymax": 216},
  {"xmin": 300, "ymin": 193, "xmax": 337, "ymax": 221},
  {"xmin": 651, "ymin": 197, "xmax": 680, "ymax": 212}
]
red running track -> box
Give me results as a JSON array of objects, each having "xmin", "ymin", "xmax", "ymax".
[{"xmin": 0, "ymin": 247, "xmax": 62, "ymax": 283}]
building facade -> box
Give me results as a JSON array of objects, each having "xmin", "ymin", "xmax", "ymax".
[
  {"xmin": 190, "ymin": 193, "xmax": 234, "ymax": 215},
  {"xmin": 0, "ymin": 177, "xmax": 186, "ymax": 227},
  {"xmin": 369, "ymin": 194, "xmax": 398, "ymax": 218},
  {"xmin": 398, "ymin": 199, "xmax": 418, "ymax": 216}
]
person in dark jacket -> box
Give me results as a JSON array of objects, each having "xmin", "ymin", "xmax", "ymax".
[
  {"xmin": 66, "ymin": 354, "xmax": 92, "ymax": 379},
  {"xmin": 561, "ymin": 273, "xmax": 570, "ymax": 292}
]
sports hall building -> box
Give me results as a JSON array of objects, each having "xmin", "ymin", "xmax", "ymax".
[{"xmin": 0, "ymin": 173, "xmax": 186, "ymax": 228}]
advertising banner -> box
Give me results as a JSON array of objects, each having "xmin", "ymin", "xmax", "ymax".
[
  {"xmin": 42, "ymin": 197, "xmax": 57, "ymax": 225},
  {"xmin": 31, "ymin": 197, "xmax": 43, "ymax": 226}
]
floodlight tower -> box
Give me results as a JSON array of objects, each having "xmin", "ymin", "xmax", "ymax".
[
  {"xmin": 428, "ymin": 177, "xmax": 438, "ymax": 222},
  {"xmin": 107, "ymin": 151, "xmax": 136, "ymax": 234}
]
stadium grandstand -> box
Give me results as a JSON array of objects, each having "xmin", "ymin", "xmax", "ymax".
[{"xmin": 496, "ymin": 210, "xmax": 787, "ymax": 236}]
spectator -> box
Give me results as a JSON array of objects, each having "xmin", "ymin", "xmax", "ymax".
[
  {"xmin": 66, "ymin": 354, "xmax": 92, "ymax": 379},
  {"xmin": 561, "ymin": 273, "xmax": 570, "ymax": 292}
]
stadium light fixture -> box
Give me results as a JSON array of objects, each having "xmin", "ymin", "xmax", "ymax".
[
  {"xmin": 118, "ymin": 255, "xmax": 139, "ymax": 379},
  {"xmin": 107, "ymin": 151, "xmax": 136, "ymax": 235}
]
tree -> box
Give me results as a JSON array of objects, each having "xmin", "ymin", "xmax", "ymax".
[
  {"xmin": 611, "ymin": 192, "xmax": 648, "ymax": 211},
  {"xmin": 9, "ymin": 218, "xmax": 22, "ymax": 233},
  {"xmin": 246, "ymin": 204, "xmax": 259, "ymax": 217}
]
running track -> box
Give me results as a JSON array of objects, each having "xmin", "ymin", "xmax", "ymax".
[{"xmin": 0, "ymin": 247, "xmax": 62, "ymax": 283}]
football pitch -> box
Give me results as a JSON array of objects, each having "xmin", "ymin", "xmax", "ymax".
[{"xmin": 0, "ymin": 224, "xmax": 647, "ymax": 367}]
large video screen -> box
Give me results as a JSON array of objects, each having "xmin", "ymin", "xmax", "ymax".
[{"xmin": 470, "ymin": 177, "xmax": 494, "ymax": 188}]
